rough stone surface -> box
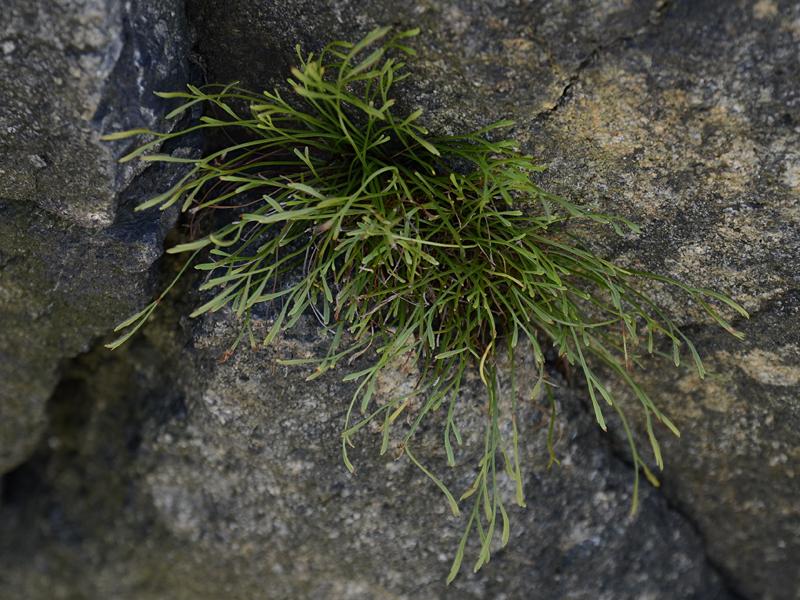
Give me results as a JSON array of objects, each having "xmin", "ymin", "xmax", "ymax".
[
  {"xmin": 525, "ymin": 2, "xmax": 800, "ymax": 598},
  {"xmin": 188, "ymin": 0, "xmax": 667, "ymax": 130},
  {"xmin": 0, "ymin": 0, "xmax": 798, "ymax": 599},
  {"xmin": 187, "ymin": 4, "xmax": 800, "ymax": 595},
  {"xmin": 0, "ymin": 0, "xmax": 190, "ymax": 227},
  {"xmin": 0, "ymin": 311, "xmax": 730, "ymax": 599},
  {"xmin": 0, "ymin": 0, "xmax": 191, "ymax": 473}
]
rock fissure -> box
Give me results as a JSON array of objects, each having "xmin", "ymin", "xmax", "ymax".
[
  {"xmin": 534, "ymin": 0, "xmax": 676, "ymax": 122},
  {"xmin": 597, "ymin": 412, "xmax": 750, "ymax": 600}
]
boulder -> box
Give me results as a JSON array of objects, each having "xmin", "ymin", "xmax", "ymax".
[
  {"xmin": 0, "ymin": 0, "xmax": 191, "ymax": 473},
  {"xmin": 530, "ymin": 1, "xmax": 800, "ymax": 597},
  {"xmin": 0, "ymin": 311, "xmax": 730, "ymax": 599}
]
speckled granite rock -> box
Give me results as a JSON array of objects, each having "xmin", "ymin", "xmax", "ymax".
[
  {"xmin": 1, "ymin": 0, "xmax": 797, "ymax": 598},
  {"xmin": 187, "ymin": 0, "xmax": 668, "ymax": 130},
  {"xmin": 187, "ymin": 2, "xmax": 800, "ymax": 594},
  {"xmin": 525, "ymin": 1, "xmax": 800, "ymax": 598},
  {"xmin": 0, "ymin": 310, "xmax": 730, "ymax": 599},
  {"xmin": 0, "ymin": 0, "xmax": 191, "ymax": 473}
]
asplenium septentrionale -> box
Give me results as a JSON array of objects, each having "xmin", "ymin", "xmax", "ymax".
[{"xmin": 102, "ymin": 27, "xmax": 747, "ymax": 581}]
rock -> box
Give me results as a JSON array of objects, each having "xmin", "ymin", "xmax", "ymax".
[
  {"xmin": 527, "ymin": 1, "xmax": 800, "ymax": 598},
  {"xmin": 185, "ymin": 3, "xmax": 800, "ymax": 594},
  {"xmin": 186, "ymin": 0, "xmax": 666, "ymax": 131},
  {"xmin": 1, "ymin": 0, "xmax": 798, "ymax": 598},
  {"xmin": 630, "ymin": 296, "xmax": 800, "ymax": 600},
  {"xmin": 0, "ymin": 0, "xmax": 192, "ymax": 474},
  {"xmin": 0, "ymin": 0, "xmax": 191, "ymax": 227},
  {"xmin": 0, "ymin": 311, "xmax": 730, "ymax": 599}
]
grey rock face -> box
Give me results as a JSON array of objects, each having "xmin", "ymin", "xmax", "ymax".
[
  {"xmin": 0, "ymin": 0, "xmax": 191, "ymax": 473},
  {"xmin": 0, "ymin": 0, "xmax": 797, "ymax": 598},
  {"xmin": 0, "ymin": 0, "xmax": 190, "ymax": 227},
  {"xmin": 527, "ymin": 1, "xmax": 800, "ymax": 597},
  {"xmin": 187, "ymin": 0, "xmax": 666, "ymax": 130},
  {"xmin": 0, "ymin": 313, "xmax": 731, "ymax": 600},
  {"xmin": 187, "ymin": 3, "xmax": 800, "ymax": 595}
]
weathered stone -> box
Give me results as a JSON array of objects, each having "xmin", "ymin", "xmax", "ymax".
[
  {"xmin": 527, "ymin": 1, "xmax": 800, "ymax": 598},
  {"xmin": 187, "ymin": 0, "xmax": 666, "ymax": 131},
  {"xmin": 0, "ymin": 0, "xmax": 190, "ymax": 227},
  {"xmin": 634, "ymin": 297, "xmax": 800, "ymax": 600},
  {"xmin": 0, "ymin": 311, "xmax": 730, "ymax": 599},
  {"xmin": 1, "ymin": 0, "xmax": 797, "ymax": 598},
  {"xmin": 176, "ymin": 1, "xmax": 800, "ymax": 597},
  {"xmin": 0, "ymin": 0, "xmax": 192, "ymax": 473}
]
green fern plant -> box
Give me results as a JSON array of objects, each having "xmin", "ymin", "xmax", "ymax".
[{"xmin": 103, "ymin": 27, "xmax": 747, "ymax": 581}]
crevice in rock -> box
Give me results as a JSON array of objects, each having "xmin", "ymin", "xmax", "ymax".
[
  {"xmin": 1, "ymin": 0, "xmax": 208, "ymax": 494},
  {"xmin": 534, "ymin": 0, "xmax": 674, "ymax": 122},
  {"xmin": 0, "ymin": 197, "xmax": 195, "ymax": 505},
  {"xmin": 592, "ymin": 403, "xmax": 750, "ymax": 600},
  {"xmin": 650, "ymin": 0, "xmax": 674, "ymax": 27},
  {"xmin": 0, "ymin": 302, "xmax": 188, "ymax": 541},
  {"xmin": 1, "ymin": 349, "xmax": 120, "ymax": 509},
  {"xmin": 533, "ymin": 48, "xmax": 599, "ymax": 122},
  {"xmin": 657, "ymin": 491, "xmax": 750, "ymax": 600}
]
